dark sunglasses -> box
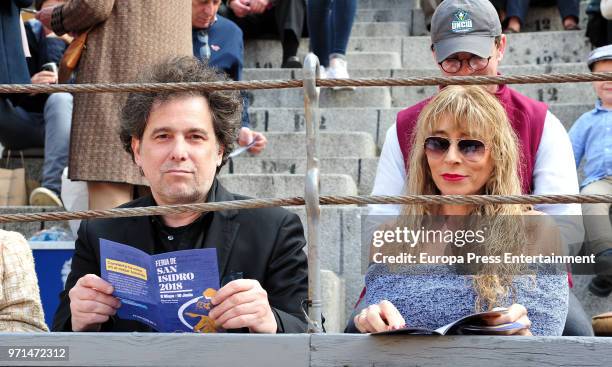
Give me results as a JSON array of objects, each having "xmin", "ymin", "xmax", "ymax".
[{"xmin": 424, "ymin": 136, "xmax": 488, "ymax": 162}]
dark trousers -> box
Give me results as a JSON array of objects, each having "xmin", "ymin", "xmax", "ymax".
[
  {"xmin": 587, "ymin": 12, "xmax": 612, "ymax": 48},
  {"xmin": 506, "ymin": 0, "xmax": 580, "ymax": 24},
  {"xmin": 0, "ymin": 94, "xmax": 72, "ymax": 194},
  {"xmin": 562, "ymin": 290, "xmax": 594, "ymax": 336},
  {"xmin": 223, "ymin": 0, "xmax": 306, "ymax": 45},
  {"xmin": 308, "ymin": 0, "xmax": 357, "ymax": 67}
]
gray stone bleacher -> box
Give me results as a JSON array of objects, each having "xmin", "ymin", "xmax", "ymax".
[
  {"xmin": 5, "ymin": 0, "xmax": 609, "ymax": 332},
  {"xmin": 219, "ymin": 174, "xmax": 358, "ymax": 197}
]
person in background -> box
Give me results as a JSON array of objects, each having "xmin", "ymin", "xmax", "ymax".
[
  {"xmin": 0, "ymin": 230, "xmax": 48, "ymax": 332},
  {"xmin": 307, "ymin": 0, "xmax": 357, "ymax": 84},
  {"xmin": 0, "ymin": 0, "xmax": 72, "ymax": 207},
  {"xmin": 569, "ymin": 45, "xmax": 612, "ymax": 297},
  {"xmin": 221, "ymin": 0, "xmax": 306, "ymax": 68},
  {"xmin": 36, "ymin": 0, "xmax": 193, "ymax": 211},
  {"xmin": 192, "ymin": 0, "xmax": 267, "ymax": 154},
  {"xmin": 503, "ymin": 0, "xmax": 580, "ymax": 33}
]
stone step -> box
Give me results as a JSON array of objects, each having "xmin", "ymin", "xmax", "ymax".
[
  {"xmin": 244, "ymin": 37, "xmax": 402, "ymax": 69},
  {"xmin": 402, "ymin": 31, "xmax": 591, "ymax": 69},
  {"xmin": 347, "ymin": 37, "xmax": 404, "ymax": 54},
  {"xmin": 409, "ymin": 2, "xmax": 588, "ymax": 35},
  {"xmin": 251, "ymin": 132, "xmax": 377, "ymax": 158},
  {"xmin": 247, "ymin": 86, "xmax": 391, "ymax": 108},
  {"xmin": 243, "ymin": 62, "xmax": 591, "ymax": 81},
  {"xmin": 248, "ymin": 108, "xmax": 384, "ymax": 147},
  {"xmin": 223, "ymin": 157, "xmax": 378, "ymax": 195},
  {"xmin": 389, "ymin": 65, "xmax": 596, "ymax": 106},
  {"xmin": 346, "ymin": 52, "xmax": 402, "ymax": 70},
  {"xmin": 390, "ymin": 81, "xmax": 596, "ymax": 107},
  {"xmin": 217, "ymin": 173, "xmax": 358, "ymax": 197},
  {"xmin": 351, "ymin": 22, "xmax": 409, "ymax": 38},
  {"xmin": 244, "ymin": 31, "xmax": 591, "ymax": 70},
  {"xmin": 357, "ymin": 0, "xmax": 415, "ymax": 9},
  {"xmin": 248, "ymin": 103, "xmax": 593, "ymax": 146},
  {"xmin": 356, "ymin": 8, "xmax": 412, "ymax": 22}
]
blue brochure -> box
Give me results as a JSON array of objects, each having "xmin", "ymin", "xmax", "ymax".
[{"xmin": 99, "ymin": 238, "xmax": 220, "ymax": 333}]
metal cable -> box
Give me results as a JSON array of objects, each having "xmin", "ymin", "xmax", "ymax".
[{"xmin": 0, "ymin": 194, "xmax": 610, "ymax": 223}]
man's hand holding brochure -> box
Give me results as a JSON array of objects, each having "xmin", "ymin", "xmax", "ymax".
[{"xmin": 99, "ymin": 239, "xmax": 220, "ymax": 332}]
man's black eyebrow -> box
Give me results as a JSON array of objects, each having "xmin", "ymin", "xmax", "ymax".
[
  {"xmin": 186, "ymin": 128, "xmax": 209, "ymax": 136},
  {"xmin": 149, "ymin": 127, "xmax": 209, "ymax": 136}
]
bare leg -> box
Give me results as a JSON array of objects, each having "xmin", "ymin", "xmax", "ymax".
[{"xmin": 87, "ymin": 181, "xmax": 133, "ymax": 210}]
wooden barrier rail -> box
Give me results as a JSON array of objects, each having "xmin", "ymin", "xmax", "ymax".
[{"xmin": 0, "ymin": 334, "xmax": 610, "ymax": 366}]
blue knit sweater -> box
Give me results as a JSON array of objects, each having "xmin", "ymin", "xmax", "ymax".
[{"xmin": 365, "ymin": 264, "xmax": 569, "ymax": 336}]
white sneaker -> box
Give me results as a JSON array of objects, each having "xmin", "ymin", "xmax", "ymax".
[
  {"xmin": 29, "ymin": 187, "xmax": 63, "ymax": 207},
  {"xmin": 327, "ymin": 57, "xmax": 355, "ymax": 91},
  {"xmin": 319, "ymin": 65, "xmax": 327, "ymax": 79}
]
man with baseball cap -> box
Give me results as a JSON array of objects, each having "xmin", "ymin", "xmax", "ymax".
[
  {"xmin": 368, "ymin": 0, "xmax": 591, "ymax": 335},
  {"xmin": 372, "ymin": 0, "xmax": 580, "ymax": 228}
]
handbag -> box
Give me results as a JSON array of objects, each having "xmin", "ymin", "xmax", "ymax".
[
  {"xmin": 0, "ymin": 151, "xmax": 27, "ymax": 206},
  {"xmin": 58, "ymin": 27, "xmax": 93, "ymax": 83},
  {"xmin": 602, "ymin": 0, "xmax": 612, "ymax": 20}
]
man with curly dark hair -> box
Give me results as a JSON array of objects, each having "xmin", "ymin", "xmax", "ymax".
[{"xmin": 52, "ymin": 57, "xmax": 308, "ymax": 334}]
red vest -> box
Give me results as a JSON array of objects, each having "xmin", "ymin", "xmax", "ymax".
[{"xmin": 396, "ymin": 85, "xmax": 547, "ymax": 194}]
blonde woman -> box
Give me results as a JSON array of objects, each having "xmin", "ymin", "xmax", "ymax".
[
  {"xmin": 0, "ymin": 230, "xmax": 48, "ymax": 332},
  {"xmin": 353, "ymin": 86, "xmax": 569, "ymax": 336}
]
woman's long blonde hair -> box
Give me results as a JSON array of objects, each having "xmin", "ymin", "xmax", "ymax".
[{"xmin": 401, "ymin": 85, "xmax": 531, "ymax": 311}]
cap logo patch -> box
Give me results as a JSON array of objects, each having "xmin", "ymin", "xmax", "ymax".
[{"xmin": 451, "ymin": 9, "xmax": 473, "ymax": 33}]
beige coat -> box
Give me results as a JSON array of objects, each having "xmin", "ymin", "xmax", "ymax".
[
  {"xmin": 52, "ymin": 0, "xmax": 192, "ymax": 184},
  {"xmin": 0, "ymin": 230, "xmax": 48, "ymax": 332}
]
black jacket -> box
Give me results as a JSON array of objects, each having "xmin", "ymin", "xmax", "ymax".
[{"xmin": 52, "ymin": 182, "xmax": 308, "ymax": 333}]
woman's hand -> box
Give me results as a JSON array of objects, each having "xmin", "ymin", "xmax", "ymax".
[
  {"xmin": 354, "ymin": 300, "xmax": 405, "ymax": 333},
  {"xmin": 482, "ymin": 304, "xmax": 532, "ymax": 336}
]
